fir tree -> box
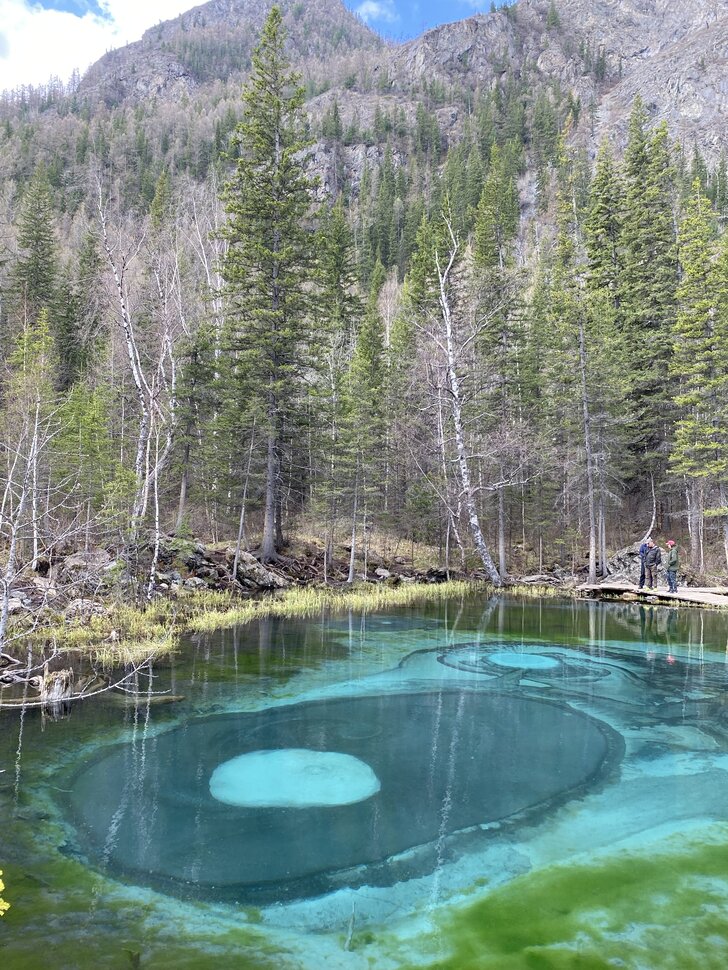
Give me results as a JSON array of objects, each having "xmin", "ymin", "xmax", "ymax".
[
  {"xmin": 670, "ymin": 181, "xmax": 727, "ymax": 561},
  {"xmin": 221, "ymin": 6, "xmax": 317, "ymax": 560},
  {"xmin": 620, "ymin": 102, "xmax": 679, "ymax": 476},
  {"xmin": 585, "ymin": 141, "xmax": 624, "ymax": 306}
]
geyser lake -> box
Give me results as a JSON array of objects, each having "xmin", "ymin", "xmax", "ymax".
[{"xmin": 2, "ymin": 592, "xmax": 728, "ymax": 969}]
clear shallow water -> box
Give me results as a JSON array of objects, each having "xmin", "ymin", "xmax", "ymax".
[{"xmin": 2, "ymin": 595, "xmax": 728, "ymax": 969}]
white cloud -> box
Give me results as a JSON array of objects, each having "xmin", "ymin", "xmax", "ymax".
[
  {"xmin": 355, "ymin": 0, "xmax": 399, "ymax": 25},
  {"xmin": 0, "ymin": 0, "xmax": 194, "ymax": 92}
]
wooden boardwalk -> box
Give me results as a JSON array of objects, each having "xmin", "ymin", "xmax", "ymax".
[{"xmin": 577, "ymin": 581, "xmax": 728, "ymax": 609}]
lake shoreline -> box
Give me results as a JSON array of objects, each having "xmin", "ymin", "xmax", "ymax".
[{"xmin": 4, "ymin": 566, "xmax": 725, "ymax": 713}]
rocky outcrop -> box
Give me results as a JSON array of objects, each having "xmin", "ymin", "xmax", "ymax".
[
  {"xmin": 596, "ymin": 17, "xmax": 728, "ymax": 163},
  {"xmin": 58, "ymin": 549, "xmax": 114, "ymax": 593},
  {"xmin": 79, "ymin": 47, "xmax": 195, "ymax": 107},
  {"xmin": 78, "ymin": 0, "xmax": 381, "ymax": 107},
  {"xmin": 4, "ymin": 540, "xmax": 289, "ymax": 619},
  {"xmin": 157, "ymin": 537, "xmax": 287, "ymax": 592},
  {"xmin": 386, "ymin": 0, "xmax": 728, "ymax": 164}
]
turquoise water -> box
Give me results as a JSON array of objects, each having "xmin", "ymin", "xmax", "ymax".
[{"xmin": 2, "ymin": 594, "xmax": 728, "ymax": 969}]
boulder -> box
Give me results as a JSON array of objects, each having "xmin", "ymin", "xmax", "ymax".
[
  {"xmin": 608, "ymin": 543, "xmax": 674, "ymax": 585},
  {"xmin": 58, "ymin": 549, "xmax": 113, "ymax": 592},
  {"xmin": 225, "ymin": 549, "xmax": 288, "ymax": 590},
  {"xmin": 374, "ymin": 567, "xmax": 391, "ymax": 579},
  {"xmin": 64, "ymin": 598, "xmax": 106, "ymax": 621},
  {"xmin": 519, "ymin": 574, "xmax": 562, "ymax": 586},
  {"xmin": 7, "ymin": 596, "xmax": 26, "ymax": 615},
  {"xmin": 31, "ymin": 576, "xmax": 59, "ymax": 599}
]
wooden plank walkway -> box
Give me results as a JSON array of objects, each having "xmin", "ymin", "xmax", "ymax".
[{"xmin": 577, "ymin": 581, "xmax": 728, "ymax": 609}]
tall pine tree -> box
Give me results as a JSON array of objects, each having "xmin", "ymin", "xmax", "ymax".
[
  {"xmin": 221, "ymin": 6, "xmax": 317, "ymax": 560},
  {"xmin": 671, "ymin": 181, "xmax": 727, "ymax": 565},
  {"xmin": 620, "ymin": 101, "xmax": 678, "ymax": 483}
]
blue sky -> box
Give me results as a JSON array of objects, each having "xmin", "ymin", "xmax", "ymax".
[
  {"xmin": 344, "ymin": 1, "xmax": 504, "ymax": 40},
  {"xmin": 33, "ymin": 0, "xmax": 107, "ymax": 16}
]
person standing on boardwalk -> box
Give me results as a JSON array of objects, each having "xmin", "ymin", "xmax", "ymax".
[
  {"xmin": 638, "ymin": 537, "xmax": 650, "ymax": 589},
  {"xmin": 644, "ymin": 539, "xmax": 662, "ymax": 590},
  {"xmin": 666, "ymin": 540, "xmax": 678, "ymax": 593}
]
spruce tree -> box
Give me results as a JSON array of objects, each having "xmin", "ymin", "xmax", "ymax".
[
  {"xmin": 11, "ymin": 165, "xmax": 58, "ymax": 350},
  {"xmin": 221, "ymin": 6, "xmax": 317, "ymax": 560},
  {"xmin": 538, "ymin": 151, "xmax": 628, "ymax": 580},
  {"xmin": 473, "ymin": 144, "xmax": 519, "ymax": 271},
  {"xmin": 670, "ymin": 181, "xmax": 727, "ymax": 561},
  {"xmin": 346, "ymin": 265, "xmax": 387, "ymax": 578},
  {"xmin": 585, "ymin": 141, "xmax": 624, "ymax": 305},
  {"xmin": 619, "ymin": 102, "xmax": 679, "ymax": 479},
  {"xmin": 314, "ymin": 198, "xmax": 363, "ymax": 571}
]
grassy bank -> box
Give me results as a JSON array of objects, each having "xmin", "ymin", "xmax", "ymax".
[
  {"xmin": 499, "ymin": 583, "xmax": 570, "ymax": 599},
  {"xmin": 27, "ymin": 580, "xmax": 485, "ymax": 665}
]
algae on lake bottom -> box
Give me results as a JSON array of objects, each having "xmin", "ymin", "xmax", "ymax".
[{"xmin": 417, "ymin": 826, "xmax": 728, "ymax": 970}]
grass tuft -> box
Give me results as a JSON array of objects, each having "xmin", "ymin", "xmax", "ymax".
[
  {"xmin": 187, "ymin": 580, "xmax": 481, "ymax": 633},
  {"xmin": 26, "ymin": 581, "xmax": 484, "ymax": 664}
]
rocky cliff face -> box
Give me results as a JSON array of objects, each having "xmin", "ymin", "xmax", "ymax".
[
  {"xmin": 597, "ymin": 16, "xmax": 728, "ymax": 160},
  {"xmin": 381, "ymin": 0, "xmax": 727, "ymax": 162},
  {"xmin": 46, "ymin": 0, "xmax": 728, "ymax": 167},
  {"xmin": 79, "ymin": 0, "xmax": 382, "ymax": 107}
]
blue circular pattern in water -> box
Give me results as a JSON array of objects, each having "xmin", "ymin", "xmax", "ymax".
[
  {"xmin": 489, "ymin": 652, "xmax": 561, "ymax": 670},
  {"xmin": 65, "ymin": 690, "xmax": 621, "ymax": 904},
  {"xmin": 436, "ymin": 642, "xmax": 609, "ymax": 682}
]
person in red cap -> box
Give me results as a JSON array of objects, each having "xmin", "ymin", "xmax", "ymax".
[{"xmin": 666, "ymin": 540, "xmax": 679, "ymax": 593}]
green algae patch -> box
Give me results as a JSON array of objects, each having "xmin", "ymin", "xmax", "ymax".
[
  {"xmin": 418, "ymin": 828, "xmax": 728, "ymax": 969},
  {"xmin": 0, "ymin": 860, "xmax": 293, "ymax": 970}
]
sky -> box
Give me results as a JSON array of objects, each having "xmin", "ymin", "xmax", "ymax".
[
  {"xmin": 0, "ymin": 0, "xmax": 502, "ymax": 93},
  {"xmin": 346, "ymin": 1, "xmax": 500, "ymax": 40}
]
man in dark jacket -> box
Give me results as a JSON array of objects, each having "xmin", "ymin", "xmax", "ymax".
[
  {"xmin": 666, "ymin": 540, "xmax": 678, "ymax": 593},
  {"xmin": 645, "ymin": 539, "xmax": 661, "ymax": 590},
  {"xmin": 638, "ymin": 538, "xmax": 650, "ymax": 589}
]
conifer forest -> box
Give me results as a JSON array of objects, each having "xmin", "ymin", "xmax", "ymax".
[{"xmin": 1, "ymin": 0, "xmax": 728, "ymax": 632}]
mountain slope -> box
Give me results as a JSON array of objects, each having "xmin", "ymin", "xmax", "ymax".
[
  {"xmin": 382, "ymin": 0, "xmax": 727, "ymax": 162},
  {"xmin": 79, "ymin": 0, "xmax": 382, "ymax": 107},
  {"xmin": 597, "ymin": 15, "xmax": 728, "ymax": 158}
]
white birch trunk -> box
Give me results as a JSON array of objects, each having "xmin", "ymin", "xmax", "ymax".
[
  {"xmin": 435, "ymin": 231, "xmax": 501, "ymax": 586},
  {"xmin": 347, "ymin": 469, "xmax": 359, "ymax": 584},
  {"xmin": 0, "ymin": 421, "xmax": 34, "ymax": 648},
  {"xmin": 146, "ymin": 433, "xmax": 162, "ymax": 601},
  {"xmin": 232, "ymin": 421, "xmax": 257, "ymax": 581},
  {"xmin": 577, "ymin": 317, "xmax": 597, "ymax": 584}
]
